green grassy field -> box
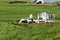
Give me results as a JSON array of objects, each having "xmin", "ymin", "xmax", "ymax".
[
  {"xmin": 0, "ymin": 0, "xmax": 32, "ymax": 2},
  {"xmin": 0, "ymin": 4, "xmax": 60, "ymax": 40}
]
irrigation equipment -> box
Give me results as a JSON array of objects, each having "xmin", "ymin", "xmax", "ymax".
[{"xmin": 12, "ymin": 12, "xmax": 60, "ymax": 25}]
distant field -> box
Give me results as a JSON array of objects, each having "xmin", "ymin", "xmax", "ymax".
[
  {"xmin": 0, "ymin": 4, "xmax": 60, "ymax": 40},
  {"xmin": 0, "ymin": 0, "xmax": 33, "ymax": 2}
]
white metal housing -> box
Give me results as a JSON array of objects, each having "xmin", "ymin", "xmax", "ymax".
[{"xmin": 37, "ymin": 12, "xmax": 55, "ymax": 23}]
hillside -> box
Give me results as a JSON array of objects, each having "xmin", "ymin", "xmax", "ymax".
[{"xmin": 0, "ymin": 0, "xmax": 33, "ymax": 2}]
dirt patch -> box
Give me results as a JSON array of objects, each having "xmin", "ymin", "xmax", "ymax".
[{"xmin": 54, "ymin": 20, "xmax": 60, "ymax": 23}]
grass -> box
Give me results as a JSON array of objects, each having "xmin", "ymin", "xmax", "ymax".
[
  {"xmin": 0, "ymin": 4, "xmax": 60, "ymax": 22},
  {"xmin": 0, "ymin": 0, "xmax": 32, "ymax": 2},
  {"xmin": 0, "ymin": 4, "xmax": 60, "ymax": 40}
]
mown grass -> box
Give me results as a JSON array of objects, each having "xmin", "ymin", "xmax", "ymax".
[
  {"xmin": 0, "ymin": 4, "xmax": 60, "ymax": 22},
  {"xmin": 0, "ymin": 4, "xmax": 60, "ymax": 40}
]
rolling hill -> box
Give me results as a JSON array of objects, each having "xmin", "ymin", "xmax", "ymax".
[{"xmin": 0, "ymin": 0, "xmax": 33, "ymax": 2}]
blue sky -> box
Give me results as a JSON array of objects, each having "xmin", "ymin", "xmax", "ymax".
[{"xmin": 44, "ymin": 0, "xmax": 60, "ymax": 2}]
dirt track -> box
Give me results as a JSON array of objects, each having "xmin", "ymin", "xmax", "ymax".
[
  {"xmin": 12, "ymin": 20, "xmax": 60, "ymax": 25},
  {"xmin": 54, "ymin": 20, "xmax": 60, "ymax": 23}
]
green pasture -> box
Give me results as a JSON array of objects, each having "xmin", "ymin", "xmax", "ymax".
[
  {"xmin": 0, "ymin": 4, "xmax": 60, "ymax": 40},
  {"xmin": 0, "ymin": 0, "xmax": 32, "ymax": 2},
  {"xmin": 0, "ymin": 4, "xmax": 60, "ymax": 22}
]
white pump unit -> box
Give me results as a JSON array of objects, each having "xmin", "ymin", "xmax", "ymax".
[{"xmin": 37, "ymin": 12, "xmax": 55, "ymax": 23}]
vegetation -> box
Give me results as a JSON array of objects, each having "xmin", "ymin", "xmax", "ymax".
[
  {"xmin": 0, "ymin": 3, "xmax": 60, "ymax": 40},
  {"xmin": 0, "ymin": 0, "xmax": 32, "ymax": 2},
  {"xmin": 8, "ymin": 1, "xmax": 27, "ymax": 4}
]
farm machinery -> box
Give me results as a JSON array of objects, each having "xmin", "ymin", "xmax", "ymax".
[{"xmin": 12, "ymin": 12, "xmax": 59, "ymax": 25}]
